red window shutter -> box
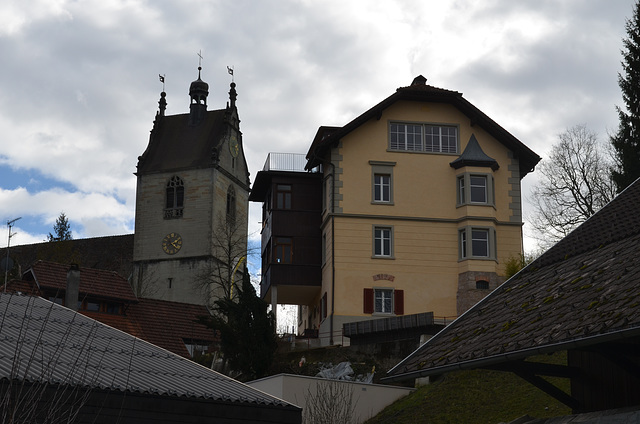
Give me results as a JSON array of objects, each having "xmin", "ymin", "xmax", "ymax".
[
  {"xmin": 394, "ymin": 289, "xmax": 404, "ymax": 315},
  {"xmin": 363, "ymin": 288, "xmax": 374, "ymax": 314}
]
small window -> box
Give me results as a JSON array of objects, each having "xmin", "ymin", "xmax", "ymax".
[
  {"xmin": 370, "ymin": 161, "xmax": 395, "ymax": 204},
  {"xmin": 390, "ymin": 123, "xmax": 458, "ymax": 154},
  {"xmin": 274, "ymin": 237, "xmax": 292, "ymax": 264},
  {"xmin": 86, "ymin": 301, "xmax": 100, "ymax": 312},
  {"xmin": 470, "ymin": 176, "xmax": 487, "ymax": 203},
  {"xmin": 183, "ymin": 339, "xmax": 210, "ymax": 358},
  {"xmin": 165, "ymin": 176, "xmax": 184, "ymax": 219},
  {"xmin": 374, "ymin": 174, "xmax": 391, "ymax": 202},
  {"xmin": 373, "ymin": 227, "xmax": 393, "ymax": 258},
  {"xmin": 476, "ymin": 280, "xmax": 490, "ymax": 290},
  {"xmin": 459, "ymin": 227, "xmax": 496, "ymax": 260},
  {"xmin": 363, "ymin": 288, "xmax": 404, "ymax": 315},
  {"xmin": 276, "ymin": 184, "xmax": 292, "ymax": 209},
  {"xmin": 226, "ymin": 186, "xmax": 236, "ymax": 223},
  {"xmin": 457, "ymin": 173, "xmax": 494, "ymax": 206}
]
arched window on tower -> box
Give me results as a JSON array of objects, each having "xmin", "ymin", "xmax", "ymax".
[
  {"xmin": 226, "ymin": 185, "xmax": 236, "ymax": 224},
  {"xmin": 165, "ymin": 176, "xmax": 184, "ymax": 219}
]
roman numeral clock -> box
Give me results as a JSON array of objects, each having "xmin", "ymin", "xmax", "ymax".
[{"xmin": 162, "ymin": 232, "xmax": 182, "ymax": 255}]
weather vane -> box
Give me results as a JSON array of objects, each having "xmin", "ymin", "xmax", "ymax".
[
  {"xmin": 227, "ymin": 65, "xmax": 234, "ymax": 83},
  {"xmin": 198, "ymin": 50, "xmax": 203, "ymax": 68},
  {"xmin": 159, "ymin": 74, "xmax": 165, "ymax": 91}
]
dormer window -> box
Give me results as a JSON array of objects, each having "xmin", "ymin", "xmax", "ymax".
[{"xmin": 165, "ymin": 176, "xmax": 184, "ymax": 219}]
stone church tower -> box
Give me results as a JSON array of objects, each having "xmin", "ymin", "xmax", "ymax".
[{"xmin": 132, "ymin": 67, "xmax": 250, "ymax": 305}]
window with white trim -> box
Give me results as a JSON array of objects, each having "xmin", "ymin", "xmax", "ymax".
[
  {"xmin": 374, "ymin": 174, "xmax": 390, "ymax": 202},
  {"xmin": 370, "ymin": 161, "xmax": 395, "ymax": 204},
  {"xmin": 459, "ymin": 226, "xmax": 496, "ymax": 260},
  {"xmin": 390, "ymin": 123, "xmax": 458, "ymax": 154},
  {"xmin": 457, "ymin": 173, "xmax": 494, "ymax": 206},
  {"xmin": 373, "ymin": 226, "xmax": 393, "ymax": 258},
  {"xmin": 375, "ymin": 288, "xmax": 393, "ymax": 314}
]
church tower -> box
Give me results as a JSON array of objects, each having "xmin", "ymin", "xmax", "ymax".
[{"xmin": 132, "ymin": 66, "xmax": 250, "ymax": 306}]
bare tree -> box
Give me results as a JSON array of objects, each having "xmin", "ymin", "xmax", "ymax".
[
  {"xmin": 195, "ymin": 212, "xmax": 255, "ymax": 305},
  {"xmin": 300, "ymin": 380, "xmax": 358, "ymax": 424},
  {"xmin": 529, "ymin": 125, "xmax": 616, "ymax": 247}
]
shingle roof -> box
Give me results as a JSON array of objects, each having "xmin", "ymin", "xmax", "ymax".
[
  {"xmin": 385, "ymin": 178, "xmax": 640, "ymax": 382},
  {"xmin": 305, "ymin": 75, "xmax": 540, "ymax": 177},
  {"xmin": 26, "ymin": 260, "xmax": 138, "ymax": 302},
  {"xmin": 0, "ymin": 293, "xmax": 294, "ymax": 408},
  {"xmin": 127, "ymin": 298, "xmax": 215, "ymax": 358}
]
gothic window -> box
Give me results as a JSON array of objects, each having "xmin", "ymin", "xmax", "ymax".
[
  {"xmin": 165, "ymin": 176, "xmax": 184, "ymax": 219},
  {"xmin": 226, "ymin": 185, "xmax": 236, "ymax": 223}
]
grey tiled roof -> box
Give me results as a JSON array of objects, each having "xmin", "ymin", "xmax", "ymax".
[
  {"xmin": 0, "ymin": 293, "xmax": 294, "ymax": 408},
  {"xmin": 385, "ymin": 179, "xmax": 640, "ymax": 382}
]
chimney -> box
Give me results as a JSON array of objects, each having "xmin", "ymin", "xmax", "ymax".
[{"xmin": 66, "ymin": 264, "xmax": 80, "ymax": 311}]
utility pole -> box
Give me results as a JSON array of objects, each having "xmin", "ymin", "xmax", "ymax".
[{"xmin": 4, "ymin": 217, "xmax": 21, "ymax": 293}]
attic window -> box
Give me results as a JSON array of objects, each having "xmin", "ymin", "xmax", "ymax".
[{"xmin": 390, "ymin": 123, "xmax": 458, "ymax": 154}]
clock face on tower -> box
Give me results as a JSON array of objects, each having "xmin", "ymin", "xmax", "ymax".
[
  {"xmin": 229, "ymin": 134, "xmax": 239, "ymax": 158},
  {"xmin": 162, "ymin": 232, "xmax": 182, "ymax": 255}
]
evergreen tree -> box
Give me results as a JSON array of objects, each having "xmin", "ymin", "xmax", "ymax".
[
  {"xmin": 201, "ymin": 269, "xmax": 277, "ymax": 381},
  {"xmin": 48, "ymin": 212, "xmax": 72, "ymax": 242},
  {"xmin": 611, "ymin": 1, "xmax": 640, "ymax": 192}
]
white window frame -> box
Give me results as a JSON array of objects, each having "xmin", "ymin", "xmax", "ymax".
[
  {"xmin": 457, "ymin": 173, "xmax": 494, "ymax": 206},
  {"xmin": 373, "ymin": 226, "xmax": 394, "ymax": 258},
  {"xmin": 390, "ymin": 122, "xmax": 459, "ymax": 154},
  {"xmin": 374, "ymin": 287, "xmax": 394, "ymax": 314},
  {"xmin": 459, "ymin": 226, "xmax": 496, "ymax": 260},
  {"xmin": 370, "ymin": 161, "xmax": 395, "ymax": 205}
]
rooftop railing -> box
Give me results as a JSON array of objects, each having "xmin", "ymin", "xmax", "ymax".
[{"xmin": 262, "ymin": 153, "xmax": 321, "ymax": 173}]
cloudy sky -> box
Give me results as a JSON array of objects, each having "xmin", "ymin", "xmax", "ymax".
[{"xmin": 0, "ymin": 0, "xmax": 635, "ymax": 260}]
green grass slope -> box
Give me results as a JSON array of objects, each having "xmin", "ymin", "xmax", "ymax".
[{"xmin": 365, "ymin": 353, "xmax": 571, "ymax": 424}]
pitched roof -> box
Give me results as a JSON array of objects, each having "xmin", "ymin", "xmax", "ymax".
[
  {"xmin": 136, "ymin": 109, "xmax": 226, "ymax": 174},
  {"xmin": 127, "ymin": 297, "xmax": 214, "ymax": 358},
  {"xmin": 25, "ymin": 260, "xmax": 138, "ymax": 302},
  {"xmin": 305, "ymin": 76, "xmax": 540, "ymax": 178},
  {"xmin": 0, "ymin": 293, "xmax": 295, "ymax": 409},
  {"xmin": 385, "ymin": 178, "xmax": 640, "ymax": 382}
]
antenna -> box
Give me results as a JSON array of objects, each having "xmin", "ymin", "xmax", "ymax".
[{"xmin": 4, "ymin": 217, "xmax": 22, "ymax": 293}]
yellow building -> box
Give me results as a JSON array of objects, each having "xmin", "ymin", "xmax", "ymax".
[{"xmin": 251, "ymin": 76, "xmax": 539, "ymax": 345}]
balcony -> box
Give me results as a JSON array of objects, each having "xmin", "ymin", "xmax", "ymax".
[{"xmin": 262, "ymin": 153, "xmax": 321, "ymax": 173}]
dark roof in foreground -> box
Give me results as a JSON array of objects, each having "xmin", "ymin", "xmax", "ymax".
[
  {"xmin": 305, "ymin": 75, "xmax": 540, "ymax": 177},
  {"xmin": 0, "ymin": 293, "xmax": 295, "ymax": 410},
  {"xmin": 385, "ymin": 178, "xmax": 640, "ymax": 382}
]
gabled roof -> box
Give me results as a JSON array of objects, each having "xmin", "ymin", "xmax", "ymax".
[
  {"xmin": 136, "ymin": 109, "xmax": 226, "ymax": 174},
  {"xmin": 24, "ymin": 260, "xmax": 137, "ymax": 303},
  {"xmin": 305, "ymin": 76, "xmax": 540, "ymax": 178},
  {"xmin": 385, "ymin": 178, "xmax": 640, "ymax": 383},
  {"xmin": 0, "ymin": 293, "xmax": 296, "ymax": 410}
]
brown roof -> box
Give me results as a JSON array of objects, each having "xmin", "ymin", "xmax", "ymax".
[
  {"xmin": 136, "ymin": 109, "xmax": 226, "ymax": 175},
  {"xmin": 25, "ymin": 260, "xmax": 138, "ymax": 302},
  {"xmin": 385, "ymin": 178, "xmax": 640, "ymax": 383},
  {"xmin": 127, "ymin": 297, "xmax": 214, "ymax": 358},
  {"xmin": 305, "ymin": 75, "xmax": 540, "ymax": 178}
]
